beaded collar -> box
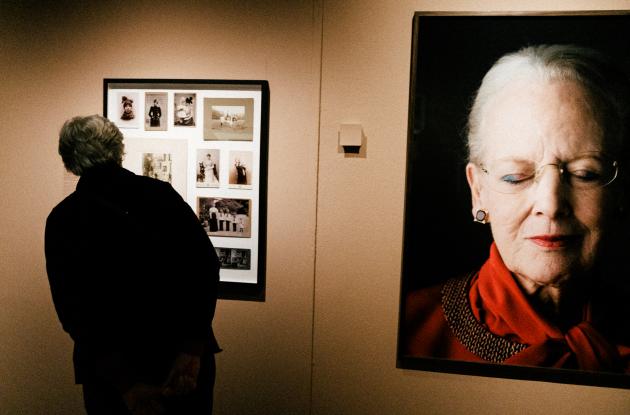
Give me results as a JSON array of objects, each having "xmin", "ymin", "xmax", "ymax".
[{"xmin": 441, "ymin": 273, "xmax": 528, "ymax": 363}]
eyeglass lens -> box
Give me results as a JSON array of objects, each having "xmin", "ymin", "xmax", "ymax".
[{"xmin": 481, "ymin": 155, "xmax": 618, "ymax": 194}]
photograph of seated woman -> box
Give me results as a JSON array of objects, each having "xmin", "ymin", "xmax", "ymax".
[{"xmin": 404, "ymin": 44, "xmax": 630, "ymax": 372}]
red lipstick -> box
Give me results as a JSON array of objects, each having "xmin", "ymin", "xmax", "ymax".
[{"xmin": 527, "ymin": 234, "xmax": 579, "ymax": 249}]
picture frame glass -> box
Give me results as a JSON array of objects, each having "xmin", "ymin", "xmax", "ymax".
[
  {"xmin": 105, "ymin": 80, "xmax": 269, "ymax": 301},
  {"xmin": 398, "ymin": 12, "xmax": 630, "ymax": 388}
]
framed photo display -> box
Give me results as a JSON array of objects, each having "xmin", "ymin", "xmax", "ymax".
[
  {"xmin": 398, "ymin": 12, "xmax": 630, "ymax": 388},
  {"xmin": 104, "ymin": 79, "xmax": 269, "ymax": 301}
]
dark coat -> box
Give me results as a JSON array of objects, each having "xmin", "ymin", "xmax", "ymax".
[{"xmin": 45, "ymin": 165, "xmax": 220, "ymax": 388}]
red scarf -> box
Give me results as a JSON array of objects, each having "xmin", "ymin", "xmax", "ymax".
[{"xmin": 469, "ymin": 243, "xmax": 629, "ymax": 372}]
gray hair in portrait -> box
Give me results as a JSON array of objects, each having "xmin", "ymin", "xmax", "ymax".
[
  {"xmin": 58, "ymin": 114, "xmax": 125, "ymax": 176},
  {"xmin": 466, "ymin": 44, "xmax": 630, "ymax": 166}
]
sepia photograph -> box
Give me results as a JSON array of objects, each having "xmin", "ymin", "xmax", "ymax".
[
  {"xmin": 196, "ymin": 149, "xmax": 221, "ymax": 188},
  {"xmin": 174, "ymin": 93, "xmax": 196, "ymax": 126},
  {"xmin": 115, "ymin": 92, "xmax": 141, "ymax": 129},
  {"xmin": 398, "ymin": 13, "xmax": 630, "ymax": 388},
  {"xmin": 121, "ymin": 137, "xmax": 187, "ymax": 199},
  {"xmin": 215, "ymin": 247, "xmax": 251, "ymax": 270},
  {"xmin": 213, "ymin": 105, "xmax": 245, "ymax": 130},
  {"xmin": 204, "ymin": 97, "xmax": 254, "ymax": 141},
  {"xmin": 142, "ymin": 153, "xmax": 172, "ymax": 183},
  {"xmin": 144, "ymin": 92, "xmax": 168, "ymax": 131},
  {"xmin": 228, "ymin": 150, "xmax": 253, "ymax": 189},
  {"xmin": 197, "ymin": 197, "xmax": 251, "ymax": 238}
]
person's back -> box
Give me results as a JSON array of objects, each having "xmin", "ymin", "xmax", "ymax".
[{"xmin": 45, "ymin": 115, "xmax": 220, "ymax": 414}]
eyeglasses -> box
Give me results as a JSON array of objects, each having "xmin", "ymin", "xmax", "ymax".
[{"xmin": 479, "ymin": 154, "xmax": 619, "ymax": 194}]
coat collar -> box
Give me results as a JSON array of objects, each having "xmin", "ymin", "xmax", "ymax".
[{"xmin": 76, "ymin": 164, "xmax": 134, "ymax": 194}]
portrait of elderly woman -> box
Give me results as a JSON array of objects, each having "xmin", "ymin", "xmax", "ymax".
[{"xmin": 402, "ymin": 44, "xmax": 630, "ymax": 374}]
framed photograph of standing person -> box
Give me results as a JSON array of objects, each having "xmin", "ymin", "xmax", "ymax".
[
  {"xmin": 104, "ymin": 79, "xmax": 269, "ymax": 301},
  {"xmin": 196, "ymin": 148, "xmax": 221, "ymax": 188},
  {"xmin": 145, "ymin": 92, "xmax": 168, "ymax": 131},
  {"xmin": 228, "ymin": 150, "xmax": 253, "ymax": 189},
  {"xmin": 397, "ymin": 12, "xmax": 630, "ymax": 389}
]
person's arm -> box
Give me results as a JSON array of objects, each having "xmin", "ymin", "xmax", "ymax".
[
  {"xmin": 45, "ymin": 207, "xmax": 138, "ymax": 394},
  {"xmin": 157, "ymin": 184, "xmax": 221, "ymax": 395},
  {"xmin": 161, "ymin": 351, "xmax": 202, "ymax": 397},
  {"xmin": 122, "ymin": 383, "xmax": 166, "ymax": 415}
]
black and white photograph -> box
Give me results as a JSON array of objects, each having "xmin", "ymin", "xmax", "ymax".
[
  {"xmin": 215, "ymin": 247, "xmax": 251, "ymax": 270},
  {"xmin": 228, "ymin": 150, "xmax": 253, "ymax": 189},
  {"xmin": 204, "ymin": 97, "xmax": 254, "ymax": 141},
  {"xmin": 142, "ymin": 153, "xmax": 172, "ymax": 183},
  {"xmin": 196, "ymin": 149, "xmax": 221, "ymax": 188},
  {"xmin": 212, "ymin": 105, "xmax": 245, "ymax": 130},
  {"xmin": 198, "ymin": 197, "xmax": 251, "ymax": 238},
  {"xmin": 115, "ymin": 92, "xmax": 141, "ymax": 129},
  {"xmin": 144, "ymin": 92, "xmax": 168, "ymax": 131},
  {"xmin": 174, "ymin": 93, "xmax": 196, "ymax": 126}
]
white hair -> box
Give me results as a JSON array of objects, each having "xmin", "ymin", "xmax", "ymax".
[{"xmin": 467, "ymin": 44, "xmax": 630, "ymax": 164}]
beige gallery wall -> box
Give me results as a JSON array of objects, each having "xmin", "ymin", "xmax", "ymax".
[
  {"xmin": 2, "ymin": 0, "xmax": 630, "ymax": 414},
  {"xmin": 313, "ymin": 0, "xmax": 630, "ymax": 414},
  {"xmin": 0, "ymin": 1, "xmax": 321, "ymax": 414}
]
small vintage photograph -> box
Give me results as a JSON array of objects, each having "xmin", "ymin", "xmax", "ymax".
[
  {"xmin": 144, "ymin": 92, "xmax": 168, "ymax": 131},
  {"xmin": 212, "ymin": 105, "xmax": 245, "ymax": 129},
  {"xmin": 228, "ymin": 150, "xmax": 253, "ymax": 189},
  {"xmin": 196, "ymin": 149, "xmax": 220, "ymax": 188},
  {"xmin": 174, "ymin": 93, "xmax": 196, "ymax": 126},
  {"xmin": 204, "ymin": 97, "xmax": 254, "ymax": 141},
  {"xmin": 215, "ymin": 247, "xmax": 251, "ymax": 270},
  {"xmin": 115, "ymin": 92, "xmax": 141, "ymax": 129},
  {"xmin": 142, "ymin": 153, "xmax": 172, "ymax": 183},
  {"xmin": 121, "ymin": 138, "xmax": 187, "ymax": 198},
  {"xmin": 197, "ymin": 197, "xmax": 251, "ymax": 238}
]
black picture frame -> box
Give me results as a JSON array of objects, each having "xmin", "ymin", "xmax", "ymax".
[
  {"xmin": 397, "ymin": 11, "xmax": 630, "ymax": 388},
  {"xmin": 104, "ymin": 79, "xmax": 269, "ymax": 301}
]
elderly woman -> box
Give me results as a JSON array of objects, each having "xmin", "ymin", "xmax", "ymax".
[
  {"xmin": 45, "ymin": 115, "xmax": 220, "ymax": 414},
  {"xmin": 404, "ymin": 45, "xmax": 630, "ymax": 372}
]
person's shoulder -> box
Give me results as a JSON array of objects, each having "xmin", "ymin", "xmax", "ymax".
[
  {"xmin": 129, "ymin": 172, "xmax": 180, "ymax": 199},
  {"xmin": 126, "ymin": 172, "xmax": 191, "ymax": 217},
  {"xmin": 130, "ymin": 171, "xmax": 168, "ymax": 189},
  {"xmin": 406, "ymin": 283, "xmax": 442, "ymax": 309},
  {"xmin": 404, "ymin": 281, "xmax": 448, "ymax": 334},
  {"xmin": 403, "ymin": 278, "xmax": 453, "ymax": 356},
  {"xmin": 405, "ymin": 273, "xmax": 473, "ymax": 320},
  {"xmin": 46, "ymin": 191, "xmax": 81, "ymax": 223}
]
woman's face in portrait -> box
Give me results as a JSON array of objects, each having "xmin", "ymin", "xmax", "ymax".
[{"xmin": 467, "ymin": 78, "xmax": 617, "ymax": 288}]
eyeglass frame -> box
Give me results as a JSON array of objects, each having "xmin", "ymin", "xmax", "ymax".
[{"xmin": 477, "ymin": 154, "xmax": 620, "ymax": 194}]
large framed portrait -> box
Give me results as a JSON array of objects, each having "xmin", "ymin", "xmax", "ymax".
[
  {"xmin": 397, "ymin": 12, "xmax": 630, "ymax": 388},
  {"xmin": 104, "ymin": 79, "xmax": 269, "ymax": 301}
]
